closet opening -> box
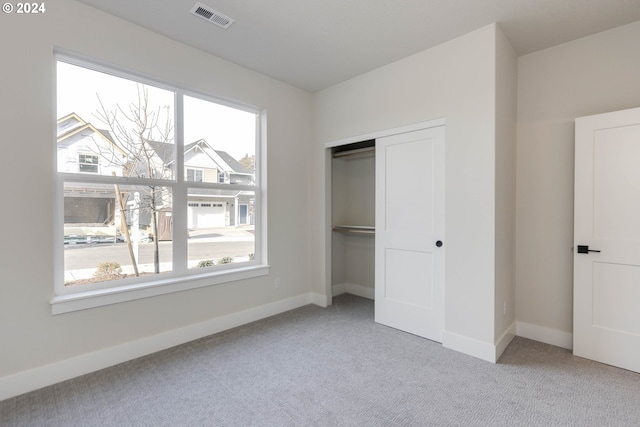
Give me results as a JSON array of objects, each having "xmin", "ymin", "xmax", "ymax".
[{"xmin": 330, "ymin": 139, "xmax": 375, "ymax": 300}]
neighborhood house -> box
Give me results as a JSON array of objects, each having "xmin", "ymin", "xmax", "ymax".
[{"xmin": 57, "ymin": 113, "xmax": 255, "ymax": 242}]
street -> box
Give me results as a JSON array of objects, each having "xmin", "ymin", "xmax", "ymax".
[
  {"xmin": 63, "ymin": 227, "xmax": 256, "ymax": 278},
  {"xmin": 64, "ymin": 240, "xmax": 254, "ymax": 270}
]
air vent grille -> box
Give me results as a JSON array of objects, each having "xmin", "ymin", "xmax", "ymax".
[{"xmin": 190, "ymin": 2, "xmax": 234, "ymax": 29}]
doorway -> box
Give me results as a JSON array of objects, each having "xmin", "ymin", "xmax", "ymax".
[{"xmin": 325, "ymin": 119, "xmax": 446, "ymax": 342}]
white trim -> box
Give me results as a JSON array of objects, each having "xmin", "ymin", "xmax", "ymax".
[
  {"xmin": 323, "ymin": 148, "xmax": 333, "ymax": 303},
  {"xmin": 3, "ymin": 293, "xmax": 320, "ymax": 401},
  {"xmin": 332, "ymin": 282, "xmax": 375, "ymax": 300},
  {"xmin": 309, "ymin": 292, "xmax": 329, "ymax": 308},
  {"xmin": 516, "ymin": 321, "xmax": 573, "ymax": 350},
  {"xmin": 52, "ymin": 265, "xmax": 269, "ymax": 314},
  {"xmin": 331, "ymin": 283, "xmax": 346, "ymax": 296},
  {"xmin": 442, "ymin": 331, "xmax": 498, "ymax": 363},
  {"xmin": 324, "ymin": 118, "xmax": 446, "ymax": 149},
  {"xmin": 495, "ymin": 322, "xmax": 516, "ymax": 361},
  {"xmin": 346, "ymin": 283, "xmax": 374, "ymax": 299}
]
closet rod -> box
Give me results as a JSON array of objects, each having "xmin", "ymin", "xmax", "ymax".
[
  {"xmin": 332, "ymin": 146, "xmax": 375, "ymax": 159},
  {"xmin": 332, "ymin": 225, "xmax": 375, "ymax": 235}
]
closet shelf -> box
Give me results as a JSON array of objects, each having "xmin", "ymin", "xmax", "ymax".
[
  {"xmin": 332, "ymin": 146, "xmax": 375, "ymax": 159},
  {"xmin": 332, "ymin": 225, "xmax": 375, "ymax": 235}
]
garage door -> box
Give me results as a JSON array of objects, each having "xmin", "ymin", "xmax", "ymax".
[{"xmin": 188, "ymin": 202, "xmax": 225, "ymax": 228}]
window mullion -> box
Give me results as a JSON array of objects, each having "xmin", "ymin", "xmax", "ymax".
[{"xmin": 172, "ymin": 92, "xmax": 188, "ymax": 274}]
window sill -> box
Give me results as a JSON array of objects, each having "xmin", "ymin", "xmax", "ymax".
[{"xmin": 51, "ymin": 265, "xmax": 270, "ymax": 315}]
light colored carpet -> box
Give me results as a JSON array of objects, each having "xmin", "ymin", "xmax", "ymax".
[{"xmin": 1, "ymin": 294, "xmax": 639, "ymax": 426}]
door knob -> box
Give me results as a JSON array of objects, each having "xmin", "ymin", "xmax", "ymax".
[
  {"xmin": 577, "ymin": 245, "xmax": 600, "ymax": 254},
  {"xmin": 435, "ymin": 240, "xmax": 443, "ymax": 247}
]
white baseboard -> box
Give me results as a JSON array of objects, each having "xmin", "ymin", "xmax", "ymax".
[
  {"xmin": 309, "ymin": 292, "xmax": 330, "ymax": 307},
  {"xmin": 516, "ymin": 321, "xmax": 573, "ymax": 350},
  {"xmin": 332, "ymin": 282, "xmax": 375, "ymax": 300},
  {"xmin": 331, "ymin": 283, "xmax": 347, "ymax": 296},
  {"xmin": 0, "ymin": 293, "xmax": 316, "ymax": 401},
  {"xmin": 442, "ymin": 331, "xmax": 498, "ymax": 363},
  {"xmin": 495, "ymin": 322, "xmax": 516, "ymax": 361}
]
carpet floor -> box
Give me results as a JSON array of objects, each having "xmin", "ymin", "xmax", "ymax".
[{"xmin": 1, "ymin": 294, "xmax": 639, "ymax": 426}]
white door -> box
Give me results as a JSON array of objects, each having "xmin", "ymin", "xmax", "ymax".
[
  {"xmin": 375, "ymin": 126, "xmax": 445, "ymax": 342},
  {"xmin": 574, "ymin": 107, "xmax": 640, "ymax": 373}
]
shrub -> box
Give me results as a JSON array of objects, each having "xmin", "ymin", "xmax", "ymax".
[
  {"xmin": 94, "ymin": 261, "xmax": 124, "ymax": 280},
  {"xmin": 248, "ymin": 253, "xmax": 255, "ymax": 261},
  {"xmin": 197, "ymin": 259, "xmax": 215, "ymax": 268},
  {"xmin": 217, "ymin": 256, "xmax": 234, "ymax": 265}
]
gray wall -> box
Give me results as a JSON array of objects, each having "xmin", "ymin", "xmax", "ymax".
[
  {"xmin": 0, "ymin": 0, "xmax": 312, "ymax": 386},
  {"xmin": 516, "ymin": 20, "xmax": 640, "ymax": 348},
  {"xmin": 494, "ymin": 26, "xmax": 518, "ymax": 346}
]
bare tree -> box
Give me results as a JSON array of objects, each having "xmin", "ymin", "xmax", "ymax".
[{"xmin": 93, "ymin": 85, "xmax": 174, "ymax": 275}]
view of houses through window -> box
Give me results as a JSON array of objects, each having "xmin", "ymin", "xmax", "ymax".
[{"xmin": 56, "ymin": 59, "xmax": 259, "ymax": 290}]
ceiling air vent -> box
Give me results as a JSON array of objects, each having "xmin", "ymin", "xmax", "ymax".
[{"xmin": 190, "ymin": 2, "xmax": 235, "ymax": 29}]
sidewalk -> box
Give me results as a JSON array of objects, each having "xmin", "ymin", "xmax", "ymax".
[
  {"xmin": 187, "ymin": 225, "xmax": 255, "ymax": 242},
  {"xmin": 64, "ymin": 226, "xmax": 255, "ymax": 283}
]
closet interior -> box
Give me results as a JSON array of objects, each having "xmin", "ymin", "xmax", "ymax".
[{"xmin": 331, "ymin": 139, "xmax": 375, "ymax": 299}]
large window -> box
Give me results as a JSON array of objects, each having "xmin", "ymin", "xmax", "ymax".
[{"xmin": 54, "ymin": 56, "xmax": 266, "ymax": 312}]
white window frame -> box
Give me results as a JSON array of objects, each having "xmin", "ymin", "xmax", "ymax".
[{"xmin": 52, "ymin": 52, "xmax": 268, "ymax": 314}]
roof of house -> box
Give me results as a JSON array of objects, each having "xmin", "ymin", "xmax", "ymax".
[
  {"xmin": 57, "ymin": 113, "xmax": 125, "ymax": 156},
  {"xmin": 146, "ymin": 140, "xmax": 176, "ymax": 166},
  {"xmin": 57, "ymin": 114, "xmax": 251, "ymax": 175},
  {"xmin": 172, "ymin": 139, "xmax": 252, "ymax": 175},
  {"xmin": 210, "ymin": 147, "xmax": 252, "ymax": 175}
]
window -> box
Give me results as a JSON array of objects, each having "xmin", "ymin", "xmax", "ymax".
[
  {"xmin": 54, "ymin": 56, "xmax": 266, "ymax": 313},
  {"xmin": 78, "ymin": 154, "xmax": 99, "ymax": 173},
  {"xmin": 186, "ymin": 168, "xmax": 203, "ymax": 182}
]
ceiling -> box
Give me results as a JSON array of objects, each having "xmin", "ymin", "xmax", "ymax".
[{"xmin": 75, "ymin": 0, "xmax": 640, "ymax": 92}]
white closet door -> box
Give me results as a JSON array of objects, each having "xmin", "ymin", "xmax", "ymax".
[{"xmin": 375, "ymin": 126, "xmax": 444, "ymax": 342}]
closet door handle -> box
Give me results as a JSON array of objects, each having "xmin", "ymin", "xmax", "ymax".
[{"xmin": 435, "ymin": 240, "xmax": 443, "ymax": 248}]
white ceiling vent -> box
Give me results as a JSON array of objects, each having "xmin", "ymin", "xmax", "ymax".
[{"xmin": 190, "ymin": 2, "xmax": 235, "ymax": 29}]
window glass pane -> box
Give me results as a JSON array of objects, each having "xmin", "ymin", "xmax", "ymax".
[
  {"xmin": 57, "ymin": 62, "xmax": 175, "ymax": 180},
  {"xmin": 187, "ymin": 188, "xmax": 256, "ymax": 269},
  {"xmin": 63, "ymin": 182, "xmax": 173, "ymax": 286},
  {"xmin": 183, "ymin": 96, "xmax": 256, "ymax": 186}
]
